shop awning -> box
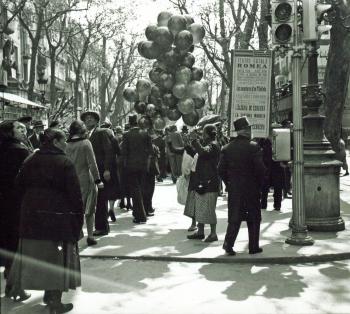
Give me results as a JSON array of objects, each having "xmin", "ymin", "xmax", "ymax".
[{"xmin": 0, "ymin": 92, "xmax": 46, "ymax": 109}]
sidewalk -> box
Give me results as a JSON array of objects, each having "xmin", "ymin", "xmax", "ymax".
[{"xmin": 78, "ymin": 157, "xmax": 350, "ymax": 265}]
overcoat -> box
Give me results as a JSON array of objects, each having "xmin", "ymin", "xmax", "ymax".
[
  {"xmin": 0, "ymin": 139, "xmax": 30, "ymax": 266},
  {"xmin": 16, "ymin": 146, "xmax": 84, "ymax": 242},
  {"xmin": 218, "ymin": 135, "xmax": 266, "ymax": 223}
]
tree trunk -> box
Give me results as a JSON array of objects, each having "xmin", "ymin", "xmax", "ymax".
[
  {"xmin": 49, "ymin": 50, "xmax": 57, "ymax": 110},
  {"xmin": 100, "ymin": 36, "xmax": 107, "ymax": 121},
  {"xmin": 27, "ymin": 37, "xmax": 40, "ymax": 101},
  {"xmin": 324, "ymin": 2, "xmax": 350, "ymax": 150},
  {"xmin": 239, "ymin": 0, "xmax": 258, "ymax": 49},
  {"xmin": 74, "ymin": 66, "xmax": 81, "ymax": 119},
  {"xmin": 258, "ymin": 0, "xmax": 269, "ymax": 50}
]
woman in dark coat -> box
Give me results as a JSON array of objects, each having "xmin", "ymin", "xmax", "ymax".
[
  {"xmin": 184, "ymin": 124, "xmax": 221, "ymax": 242},
  {"xmin": 0, "ymin": 120, "xmax": 31, "ymax": 301},
  {"xmin": 9, "ymin": 128, "xmax": 84, "ymax": 314}
]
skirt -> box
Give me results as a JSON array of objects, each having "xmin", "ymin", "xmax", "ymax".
[
  {"xmin": 184, "ymin": 191, "xmax": 218, "ymax": 224},
  {"xmin": 8, "ymin": 238, "xmax": 81, "ymax": 291}
]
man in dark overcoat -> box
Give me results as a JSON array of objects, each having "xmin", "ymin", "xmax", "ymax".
[
  {"xmin": 81, "ymin": 111, "xmax": 114, "ymax": 236},
  {"xmin": 218, "ymin": 116, "xmax": 266, "ymax": 255},
  {"xmin": 121, "ymin": 115, "xmax": 153, "ymax": 223}
]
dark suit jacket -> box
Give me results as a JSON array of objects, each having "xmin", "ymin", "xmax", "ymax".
[
  {"xmin": 121, "ymin": 127, "xmax": 153, "ymax": 172},
  {"xmin": 29, "ymin": 133, "xmax": 40, "ymax": 149},
  {"xmin": 89, "ymin": 127, "xmax": 114, "ymax": 176},
  {"xmin": 218, "ymin": 135, "xmax": 266, "ymax": 223}
]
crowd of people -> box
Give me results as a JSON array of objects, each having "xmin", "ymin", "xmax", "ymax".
[{"xmin": 0, "ymin": 111, "xmax": 316, "ymax": 313}]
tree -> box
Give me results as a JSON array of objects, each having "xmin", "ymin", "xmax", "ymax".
[
  {"xmin": 17, "ymin": 0, "xmax": 81, "ymax": 101},
  {"xmin": 324, "ymin": 1, "xmax": 350, "ymax": 150}
]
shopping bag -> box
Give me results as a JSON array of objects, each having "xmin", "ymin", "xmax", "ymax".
[
  {"xmin": 176, "ymin": 175, "xmax": 189, "ymax": 205},
  {"xmin": 181, "ymin": 151, "xmax": 194, "ymax": 176}
]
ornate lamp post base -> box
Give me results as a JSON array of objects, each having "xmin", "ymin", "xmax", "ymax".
[{"xmin": 286, "ymin": 226, "xmax": 314, "ymax": 246}]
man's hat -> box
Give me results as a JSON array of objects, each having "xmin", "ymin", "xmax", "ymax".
[
  {"xmin": 233, "ymin": 116, "xmax": 251, "ymax": 131},
  {"xmin": 80, "ymin": 111, "xmax": 100, "ymax": 122},
  {"xmin": 33, "ymin": 120, "xmax": 45, "ymax": 128},
  {"xmin": 17, "ymin": 116, "xmax": 32, "ymax": 123},
  {"xmin": 128, "ymin": 114, "xmax": 137, "ymax": 125}
]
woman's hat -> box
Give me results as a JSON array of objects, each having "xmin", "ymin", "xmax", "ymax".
[
  {"xmin": 80, "ymin": 111, "xmax": 100, "ymax": 122},
  {"xmin": 233, "ymin": 116, "xmax": 251, "ymax": 131}
]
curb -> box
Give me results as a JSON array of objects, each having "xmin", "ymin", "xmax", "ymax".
[{"xmin": 80, "ymin": 252, "xmax": 350, "ymax": 265}]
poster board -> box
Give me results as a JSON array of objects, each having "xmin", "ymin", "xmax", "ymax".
[{"xmin": 229, "ymin": 50, "xmax": 273, "ymax": 138}]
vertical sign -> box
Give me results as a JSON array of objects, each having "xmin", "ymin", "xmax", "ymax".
[{"xmin": 230, "ymin": 50, "xmax": 272, "ymax": 138}]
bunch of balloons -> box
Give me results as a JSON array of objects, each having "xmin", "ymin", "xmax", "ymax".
[{"xmin": 123, "ymin": 11, "xmax": 207, "ymax": 130}]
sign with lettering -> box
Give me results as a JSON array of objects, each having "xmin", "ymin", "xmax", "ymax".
[{"xmin": 230, "ymin": 50, "xmax": 273, "ymax": 138}]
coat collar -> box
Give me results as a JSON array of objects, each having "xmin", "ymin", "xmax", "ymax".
[{"xmin": 38, "ymin": 145, "xmax": 65, "ymax": 155}]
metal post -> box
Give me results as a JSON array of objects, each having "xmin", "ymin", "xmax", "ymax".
[{"xmin": 286, "ymin": 1, "xmax": 314, "ymax": 245}]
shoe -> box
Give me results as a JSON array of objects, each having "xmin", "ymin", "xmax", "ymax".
[
  {"xmin": 187, "ymin": 232, "xmax": 205, "ymax": 240},
  {"xmin": 6, "ymin": 288, "xmax": 31, "ymax": 302},
  {"xmin": 249, "ymin": 247, "xmax": 263, "ymax": 254},
  {"xmin": 274, "ymin": 207, "xmax": 281, "ymax": 211},
  {"xmin": 187, "ymin": 225, "xmax": 197, "ymax": 232},
  {"xmin": 86, "ymin": 237, "xmax": 97, "ymax": 246},
  {"xmin": 48, "ymin": 302, "xmax": 73, "ymax": 314},
  {"xmin": 109, "ymin": 210, "xmax": 116, "ymax": 222},
  {"xmin": 92, "ymin": 230, "xmax": 108, "ymax": 236},
  {"xmin": 204, "ymin": 234, "xmax": 218, "ymax": 242},
  {"xmin": 126, "ymin": 203, "xmax": 132, "ymax": 211},
  {"xmin": 344, "ymin": 172, "xmax": 349, "ymax": 176},
  {"xmin": 119, "ymin": 201, "xmax": 126, "ymax": 209},
  {"xmin": 146, "ymin": 212, "xmax": 154, "ymax": 217},
  {"xmin": 222, "ymin": 244, "xmax": 236, "ymax": 256},
  {"xmin": 133, "ymin": 219, "xmax": 146, "ymax": 224}
]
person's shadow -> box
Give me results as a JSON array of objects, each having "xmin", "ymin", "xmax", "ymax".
[{"xmin": 199, "ymin": 263, "xmax": 308, "ymax": 301}]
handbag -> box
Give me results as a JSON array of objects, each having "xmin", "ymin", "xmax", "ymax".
[
  {"xmin": 195, "ymin": 179, "xmax": 211, "ymax": 195},
  {"xmin": 176, "ymin": 175, "xmax": 189, "ymax": 205}
]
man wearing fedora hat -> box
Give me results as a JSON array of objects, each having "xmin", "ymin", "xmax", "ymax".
[
  {"xmin": 121, "ymin": 114, "xmax": 153, "ymax": 223},
  {"xmin": 29, "ymin": 120, "xmax": 45, "ymax": 149},
  {"xmin": 218, "ymin": 116, "xmax": 266, "ymax": 255},
  {"xmin": 81, "ymin": 110, "xmax": 115, "ymax": 236}
]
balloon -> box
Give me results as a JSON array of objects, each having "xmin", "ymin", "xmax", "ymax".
[
  {"xmin": 134, "ymin": 101, "xmax": 147, "ymax": 114},
  {"xmin": 175, "ymin": 66, "xmax": 192, "ymax": 84},
  {"xmin": 138, "ymin": 115, "xmax": 152, "ymax": 129},
  {"xmin": 177, "ymin": 98, "xmax": 195, "ymax": 114},
  {"xmin": 168, "ymin": 15, "xmax": 187, "ymax": 36},
  {"xmin": 157, "ymin": 105, "xmax": 169, "ymax": 117},
  {"xmin": 172, "ymin": 83, "xmax": 187, "ymax": 99},
  {"xmin": 153, "ymin": 26, "xmax": 174, "ymax": 50},
  {"xmin": 182, "ymin": 110, "xmax": 200, "ymax": 126},
  {"xmin": 174, "ymin": 30, "xmax": 193, "ymax": 51},
  {"xmin": 188, "ymin": 23, "xmax": 205, "ymax": 44},
  {"xmin": 163, "ymin": 93, "xmax": 178, "ymax": 108},
  {"xmin": 159, "ymin": 72, "xmax": 175, "ymax": 91},
  {"xmin": 145, "ymin": 24, "xmax": 158, "ymax": 41},
  {"xmin": 183, "ymin": 15, "xmax": 195, "ymax": 27},
  {"xmin": 162, "ymin": 49, "xmax": 180, "ymax": 67},
  {"xmin": 181, "ymin": 52, "xmax": 195, "ymax": 68},
  {"xmin": 167, "ymin": 108, "xmax": 182, "ymax": 121},
  {"xmin": 123, "ymin": 87, "xmax": 138, "ymax": 102},
  {"xmin": 138, "ymin": 41, "xmax": 161, "ymax": 59},
  {"xmin": 186, "ymin": 80, "xmax": 204, "ymax": 98},
  {"xmin": 193, "ymin": 97, "xmax": 205, "ymax": 109},
  {"xmin": 136, "ymin": 79, "xmax": 152, "ymax": 101},
  {"xmin": 149, "ymin": 67, "xmax": 163, "ymax": 84},
  {"xmin": 191, "ymin": 67, "xmax": 203, "ymax": 81},
  {"xmin": 151, "ymin": 85, "xmax": 162, "ymax": 98},
  {"xmin": 158, "ymin": 11, "xmax": 173, "ymax": 27},
  {"xmin": 153, "ymin": 116, "xmax": 166, "ymax": 130},
  {"xmin": 146, "ymin": 103, "xmax": 157, "ymax": 117}
]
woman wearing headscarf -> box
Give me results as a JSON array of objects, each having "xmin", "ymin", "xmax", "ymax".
[
  {"xmin": 184, "ymin": 124, "xmax": 220, "ymax": 242},
  {"xmin": 9, "ymin": 128, "xmax": 83, "ymax": 314},
  {"xmin": 66, "ymin": 120, "xmax": 103, "ymax": 246},
  {"xmin": 0, "ymin": 120, "xmax": 31, "ymax": 301}
]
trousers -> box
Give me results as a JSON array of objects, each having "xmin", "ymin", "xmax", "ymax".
[{"xmin": 224, "ymin": 220, "xmax": 260, "ymax": 251}]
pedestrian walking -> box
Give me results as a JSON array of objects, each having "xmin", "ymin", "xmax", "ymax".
[
  {"xmin": 66, "ymin": 120, "xmax": 104, "ymax": 246},
  {"xmin": 121, "ymin": 115, "xmax": 153, "ymax": 223},
  {"xmin": 153, "ymin": 130, "xmax": 167, "ymax": 181},
  {"xmin": 80, "ymin": 111, "xmax": 115, "ymax": 236},
  {"xmin": 185, "ymin": 124, "xmax": 220, "ymax": 243},
  {"xmin": 0, "ymin": 120, "xmax": 31, "ymax": 302},
  {"xmin": 166, "ymin": 125, "xmax": 184, "ymax": 183},
  {"xmin": 219, "ymin": 117, "xmax": 266, "ymax": 255},
  {"xmin": 335, "ymin": 138, "xmax": 349, "ymax": 176},
  {"xmin": 8, "ymin": 128, "xmax": 83, "ymax": 314}
]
